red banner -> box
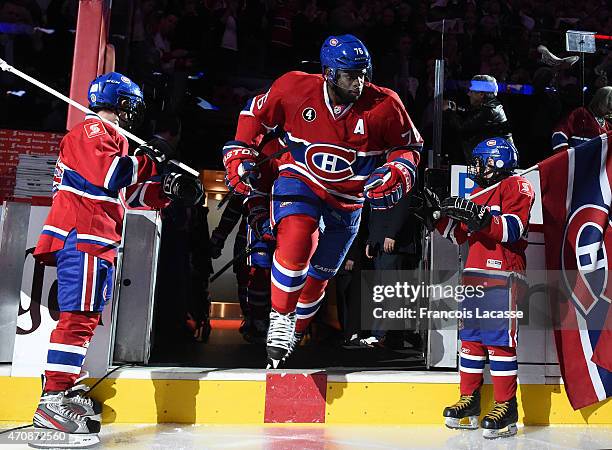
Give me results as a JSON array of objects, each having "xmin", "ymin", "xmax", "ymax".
[{"xmin": 0, "ymin": 129, "xmax": 63, "ymax": 203}]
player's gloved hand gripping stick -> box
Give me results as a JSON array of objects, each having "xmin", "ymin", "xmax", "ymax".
[
  {"xmin": 0, "ymin": 57, "xmax": 199, "ymax": 178},
  {"xmin": 217, "ymin": 128, "xmax": 287, "ymax": 210}
]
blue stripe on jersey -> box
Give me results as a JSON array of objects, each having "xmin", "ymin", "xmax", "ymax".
[
  {"xmin": 77, "ymin": 237, "xmax": 119, "ymax": 248},
  {"xmin": 47, "ymin": 349, "xmax": 85, "ymax": 367},
  {"xmin": 62, "ymin": 169, "xmax": 118, "ymax": 198},
  {"xmin": 503, "ymin": 215, "xmax": 522, "ymax": 243},
  {"xmin": 41, "ymin": 229, "xmax": 67, "ymax": 240},
  {"xmin": 459, "ymin": 357, "xmax": 486, "ymax": 370},
  {"xmin": 106, "ymin": 157, "xmax": 136, "ymax": 192},
  {"xmin": 489, "ymin": 359, "xmax": 518, "ymax": 372},
  {"xmin": 242, "ymin": 98, "xmax": 254, "ymax": 112},
  {"xmin": 551, "ymin": 131, "xmax": 567, "ymax": 149}
]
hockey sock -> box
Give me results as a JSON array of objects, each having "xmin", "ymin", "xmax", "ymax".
[
  {"xmin": 271, "ymin": 214, "xmax": 319, "ymax": 314},
  {"xmin": 248, "ymin": 267, "xmax": 271, "ymax": 320},
  {"xmin": 459, "ymin": 340, "xmax": 486, "ymax": 395},
  {"xmin": 488, "ymin": 345, "xmax": 518, "ymax": 402},
  {"xmin": 295, "ymin": 276, "xmax": 328, "ymax": 333},
  {"xmin": 44, "ymin": 311, "xmax": 101, "ymax": 392}
]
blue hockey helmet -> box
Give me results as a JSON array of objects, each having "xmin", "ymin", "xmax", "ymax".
[
  {"xmin": 320, "ymin": 34, "xmax": 372, "ymax": 82},
  {"xmin": 88, "ymin": 72, "xmax": 145, "ymax": 128},
  {"xmin": 468, "ymin": 137, "xmax": 518, "ymax": 187}
]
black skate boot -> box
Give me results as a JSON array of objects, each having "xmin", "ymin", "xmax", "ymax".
[
  {"xmin": 442, "ymin": 390, "xmax": 481, "ymax": 430},
  {"xmin": 32, "ymin": 391, "xmax": 100, "ymax": 448},
  {"xmin": 282, "ymin": 330, "xmax": 304, "ymax": 362},
  {"xmin": 244, "ymin": 318, "xmax": 268, "ymax": 345},
  {"xmin": 266, "ymin": 309, "xmax": 296, "ymax": 369},
  {"xmin": 481, "ymin": 397, "xmax": 518, "ymax": 439}
]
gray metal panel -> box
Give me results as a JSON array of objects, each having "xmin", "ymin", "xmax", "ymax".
[
  {"xmin": 426, "ymin": 232, "xmax": 463, "ymax": 369},
  {"xmin": 112, "ymin": 211, "xmax": 161, "ymax": 364},
  {"xmin": 0, "ymin": 202, "xmax": 30, "ymax": 362}
]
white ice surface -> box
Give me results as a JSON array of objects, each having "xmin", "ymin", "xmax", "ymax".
[{"xmin": 2, "ymin": 423, "xmax": 612, "ymax": 449}]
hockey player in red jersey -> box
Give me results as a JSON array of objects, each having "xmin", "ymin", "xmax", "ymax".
[
  {"xmin": 222, "ymin": 34, "xmax": 423, "ymax": 368},
  {"xmin": 31, "ymin": 72, "xmax": 202, "ymax": 444},
  {"xmin": 552, "ymin": 86, "xmax": 612, "ymax": 152},
  {"xmin": 420, "ymin": 138, "xmax": 534, "ymax": 439}
]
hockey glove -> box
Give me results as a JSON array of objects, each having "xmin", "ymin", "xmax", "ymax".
[
  {"xmin": 247, "ymin": 205, "xmax": 274, "ymax": 241},
  {"xmin": 440, "ymin": 196, "xmax": 492, "ymax": 232},
  {"xmin": 134, "ymin": 142, "xmax": 167, "ymax": 169},
  {"xmin": 412, "ymin": 188, "xmax": 441, "ymax": 232},
  {"xmin": 222, "ymin": 141, "xmax": 259, "ymax": 196},
  {"xmin": 364, "ymin": 158, "xmax": 416, "ymax": 210},
  {"xmin": 163, "ymin": 172, "xmax": 204, "ymax": 206}
]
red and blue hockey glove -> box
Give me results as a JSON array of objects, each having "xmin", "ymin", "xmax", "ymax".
[
  {"xmin": 364, "ymin": 158, "xmax": 416, "ymax": 210},
  {"xmin": 248, "ymin": 205, "xmax": 275, "ymax": 241},
  {"xmin": 440, "ymin": 196, "xmax": 492, "ymax": 232},
  {"xmin": 222, "ymin": 140, "xmax": 259, "ymax": 196}
]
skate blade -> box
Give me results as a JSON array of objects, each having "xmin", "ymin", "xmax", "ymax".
[
  {"xmin": 482, "ymin": 423, "xmax": 517, "ymax": 439},
  {"xmin": 28, "ymin": 433, "xmax": 100, "ymax": 449},
  {"xmin": 266, "ymin": 359, "xmax": 281, "ymax": 369},
  {"xmin": 444, "ymin": 416, "xmax": 479, "ymax": 430}
]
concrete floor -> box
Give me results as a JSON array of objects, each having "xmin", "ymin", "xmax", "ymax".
[{"xmin": 2, "ymin": 423, "xmax": 612, "ymax": 449}]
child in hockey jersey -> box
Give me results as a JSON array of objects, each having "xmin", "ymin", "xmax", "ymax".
[
  {"xmin": 419, "ymin": 137, "xmax": 534, "ymax": 439},
  {"xmin": 31, "ymin": 72, "xmax": 201, "ymax": 444}
]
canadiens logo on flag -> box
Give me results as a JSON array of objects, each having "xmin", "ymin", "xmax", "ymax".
[
  {"xmin": 329, "ymin": 38, "xmax": 339, "ymax": 46},
  {"xmin": 84, "ymin": 122, "xmax": 107, "ymax": 139},
  {"xmin": 539, "ymin": 131, "xmax": 612, "ymax": 410}
]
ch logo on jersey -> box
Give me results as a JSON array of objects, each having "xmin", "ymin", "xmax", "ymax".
[
  {"xmin": 302, "ymin": 107, "xmax": 317, "ymax": 122},
  {"xmin": 84, "ymin": 122, "xmax": 106, "ymax": 139},
  {"xmin": 304, "ymin": 143, "xmax": 356, "ymax": 182},
  {"xmin": 562, "ymin": 204, "xmax": 612, "ymax": 315}
]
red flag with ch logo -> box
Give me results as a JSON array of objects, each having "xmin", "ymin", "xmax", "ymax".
[{"xmin": 539, "ymin": 131, "xmax": 612, "ymax": 409}]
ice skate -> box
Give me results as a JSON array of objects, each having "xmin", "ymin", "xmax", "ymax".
[
  {"xmin": 244, "ymin": 318, "xmax": 269, "ymax": 345},
  {"xmin": 481, "ymin": 397, "xmax": 518, "ymax": 439},
  {"xmin": 282, "ymin": 331, "xmax": 304, "ymax": 362},
  {"xmin": 265, "ymin": 309, "xmax": 296, "ymax": 369},
  {"xmin": 442, "ymin": 390, "xmax": 481, "ymax": 430},
  {"xmin": 63, "ymin": 384, "xmax": 102, "ymax": 420},
  {"xmin": 32, "ymin": 391, "xmax": 100, "ymax": 448}
]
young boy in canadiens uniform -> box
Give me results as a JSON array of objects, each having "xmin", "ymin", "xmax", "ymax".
[
  {"xmin": 420, "ymin": 137, "xmax": 534, "ymax": 438},
  {"xmin": 31, "ymin": 72, "xmax": 201, "ymax": 440}
]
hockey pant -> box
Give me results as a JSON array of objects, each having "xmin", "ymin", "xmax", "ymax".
[
  {"xmin": 458, "ymin": 284, "xmax": 520, "ymax": 402},
  {"xmin": 270, "ymin": 176, "xmax": 361, "ymax": 332},
  {"xmin": 44, "ymin": 230, "xmax": 113, "ymax": 392}
]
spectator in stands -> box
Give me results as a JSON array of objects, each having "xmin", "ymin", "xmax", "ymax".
[
  {"xmin": 552, "ymin": 86, "xmax": 612, "ymax": 153},
  {"xmin": 444, "ymin": 74, "xmax": 513, "ymax": 163}
]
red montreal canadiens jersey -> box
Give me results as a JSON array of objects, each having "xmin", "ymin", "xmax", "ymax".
[
  {"xmin": 34, "ymin": 116, "xmax": 167, "ymax": 264},
  {"xmin": 437, "ymin": 175, "xmax": 535, "ymax": 286},
  {"xmin": 552, "ymin": 107, "xmax": 612, "ymax": 153},
  {"xmin": 235, "ymin": 71, "xmax": 422, "ymax": 211}
]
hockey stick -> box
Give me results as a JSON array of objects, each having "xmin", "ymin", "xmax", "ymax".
[
  {"xmin": 0, "ymin": 57, "xmax": 199, "ymax": 178},
  {"xmin": 217, "ymin": 128, "xmax": 288, "ymax": 210},
  {"xmin": 209, "ymin": 245, "xmax": 255, "ymax": 283}
]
